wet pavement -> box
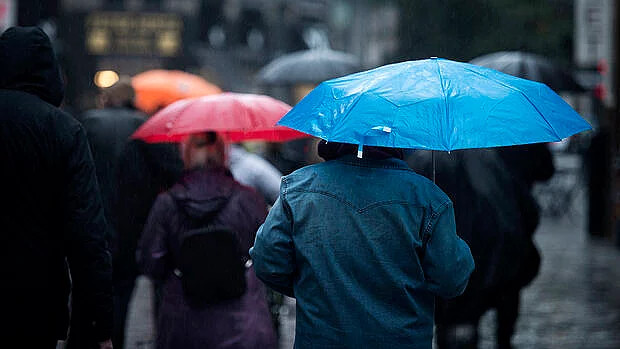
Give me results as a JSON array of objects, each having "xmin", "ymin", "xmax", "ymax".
[
  {"xmin": 492, "ymin": 152, "xmax": 620, "ymax": 349},
  {"xmin": 121, "ymin": 153, "xmax": 620, "ymax": 349},
  {"xmin": 475, "ymin": 201, "xmax": 620, "ymax": 349}
]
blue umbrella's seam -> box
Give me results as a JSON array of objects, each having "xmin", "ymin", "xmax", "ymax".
[
  {"xmin": 462, "ymin": 66, "xmax": 563, "ymax": 140},
  {"xmin": 435, "ymin": 59, "xmax": 451, "ymax": 150}
]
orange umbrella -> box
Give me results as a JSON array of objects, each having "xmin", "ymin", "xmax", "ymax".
[{"xmin": 132, "ymin": 70, "xmax": 222, "ymax": 114}]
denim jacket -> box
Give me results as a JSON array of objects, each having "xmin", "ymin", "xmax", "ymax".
[{"xmin": 250, "ymin": 155, "xmax": 474, "ymax": 349}]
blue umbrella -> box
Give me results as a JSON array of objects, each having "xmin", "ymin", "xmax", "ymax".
[{"xmin": 277, "ymin": 57, "xmax": 591, "ymax": 157}]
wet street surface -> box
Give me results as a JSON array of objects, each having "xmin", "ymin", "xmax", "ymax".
[
  {"xmin": 463, "ymin": 152, "xmax": 620, "ymax": 349},
  {"xmin": 476, "ymin": 207, "xmax": 620, "ymax": 349}
]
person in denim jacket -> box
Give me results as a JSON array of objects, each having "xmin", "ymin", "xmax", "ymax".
[{"xmin": 250, "ymin": 140, "xmax": 475, "ymax": 349}]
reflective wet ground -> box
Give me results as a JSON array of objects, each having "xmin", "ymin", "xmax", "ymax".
[
  {"xmin": 477, "ymin": 207, "xmax": 620, "ymax": 349},
  {"xmin": 465, "ymin": 152, "xmax": 620, "ymax": 349}
]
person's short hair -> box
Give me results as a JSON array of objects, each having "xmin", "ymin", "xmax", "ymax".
[
  {"xmin": 181, "ymin": 132, "xmax": 228, "ymax": 169},
  {"xmin": 98, "ymin": 76, "xmax": 135, "ymax": 108}
]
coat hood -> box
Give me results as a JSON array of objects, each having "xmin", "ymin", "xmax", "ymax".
[
  {"xmin": 169, "ymin": 167, "xmax": 236, "ymax": 221},
  {"xmin": 317, "ymin": 140, "xmax": 404, "ymax": 161},
  {"xmin": 0, "ymin": 26, "xmax": 64, "ymax": 106}
]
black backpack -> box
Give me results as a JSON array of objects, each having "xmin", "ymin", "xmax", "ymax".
[{"xmin": 173, "ymin": 197, "xmax": 249, "ymax": 308}]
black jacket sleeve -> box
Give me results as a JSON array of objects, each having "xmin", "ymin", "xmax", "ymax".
[
  {"xmin": 63, "ymin": 123, "xmax": 113, "ymax": 342},
  {"xmin": 114, "ymin": 140, "xmax": 183, "ymax": 280}
]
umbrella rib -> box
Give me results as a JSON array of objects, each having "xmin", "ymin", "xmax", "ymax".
[
  {"xmin": 435, "ymin": 59, "xmax": 451, "ymax": 149},
  {"xmin": 167, "ymin": 100, "xmax": 198, "ymax": 136},
  {"xmin": 463, "ymin": 67, "xmax": 563, "ymax": 140},
  {"xmin": 328, "ymin": 91, "xmax": 366, "ymax": 141}
]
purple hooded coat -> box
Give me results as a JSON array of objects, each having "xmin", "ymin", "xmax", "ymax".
[{"xmin": 138, "ymin": 167, "xmax": 277, "ymax": 349}]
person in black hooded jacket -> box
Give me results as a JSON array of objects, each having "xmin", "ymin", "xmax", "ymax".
[
  {"xmin": 0, "ymin": 27, "xmax": 113, "ymax": 348},
  {"xmin": 408, "ymin": 148, "xmax": 540, "ymax": 349},
  {"xmin": 81, "ymin": 77, "xmax": 147, "ymax": 349},
  {"xmin": 112, "ymin": 96, "xmax": 184, "ymax": 328}
]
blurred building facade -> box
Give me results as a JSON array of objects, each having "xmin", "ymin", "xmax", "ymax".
[{"xmin": 10, "ymin": 0, "xmax": 398, "ymax": 112}]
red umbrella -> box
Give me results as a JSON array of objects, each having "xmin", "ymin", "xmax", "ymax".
[{"xmin": 131, "ymin": 92, "xmax": 308, "ymax": 143}]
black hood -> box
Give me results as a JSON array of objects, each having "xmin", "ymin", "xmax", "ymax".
[
  {"xmin": 317, "ymin": 140, "xmax": 404, "ymax": 161},
  {"xmin": 0, "ymin": 26, "xmax": 64, "ymax": 106}
]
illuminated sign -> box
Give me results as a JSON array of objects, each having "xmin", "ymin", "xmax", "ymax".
[{"xmin": 85, "ymin": 12, "xmax": 183, "ymax": 57}]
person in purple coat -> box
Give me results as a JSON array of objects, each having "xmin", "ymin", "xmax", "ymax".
[{"xmin": 137, "ymin": 132, "xmax": 277, "ymax": 349}]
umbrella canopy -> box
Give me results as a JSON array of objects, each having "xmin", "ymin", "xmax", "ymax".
[
  {"xmin": 469, "ymin": 51, "xmax": 586, "ymax": 93},
  {"xmin": 131, "ymin": 92, "xmax": 308, "ymax": 143},
  {"xmin": 132, "ymin": 69, "xmax": 222, "ymax": 114},
  {"xmin": 277, "ymin": 57, "xmax": 591, "ymax": 154},
  {"xmin": 256, "ymin": 49, "xmax": 362, "ymax": 85}
]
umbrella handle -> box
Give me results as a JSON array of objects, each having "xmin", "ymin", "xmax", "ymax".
[{"xmin": 432, "ymin": 150, "xmax": 436, "ymax": 183}]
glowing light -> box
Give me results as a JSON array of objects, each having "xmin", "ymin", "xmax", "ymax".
[{"xmin": 94, "ymin": 70, "xmax": 119, "ymax": 88}]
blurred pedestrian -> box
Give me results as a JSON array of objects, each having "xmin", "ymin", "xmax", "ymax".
[
  {"xmin": 408, "ymin": 149, "xmax": 532, "ymax": 349},
  {"xmin": 496, "ymin": 143, "xmax": 555, "ymax": 191},
  {"xmin": 229, "ymin": 143, "xmax": 282, "ymax": 206},
  {"xmin": 251, "ymin": 140, "xmax": 475, "ymax": 349},
  {"xmin": 113, "ymin": 101, "xmax": 183, "ymax": 322},
  {"xmin": 0, "ymin": 26, "xmax": 113, "ymax": 349},
  {"xmin": 138, "ymin": 132, "xmax": 277, "ymax": 349},
  {"xmin": 81, "ymin": 77, "xmax": 146, "ymax": 349},
  {"xmin": 228, "ymin": 143, "xmax": 287, "ymax": 336},
  {"xmin": 262, "ymin": 137, "xmax": 322, "ymax": 175},
  {"xmin": 493, "ymin": 143, "xmax": 555, "ymax": 349},
  {"xmin": 584, "ymin": 129, "xmax": 611, "ymax": 237}
]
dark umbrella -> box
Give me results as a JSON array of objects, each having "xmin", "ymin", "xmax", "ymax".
[
  {"xmin": 256, "ymin": 48, "xmax": 362, "ymax": 85},
  {"xmin": 469, "ymin": 51, "xmax": 586, "ymax": 93}
]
